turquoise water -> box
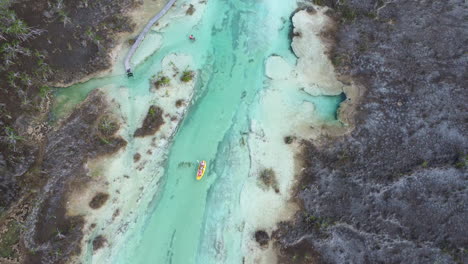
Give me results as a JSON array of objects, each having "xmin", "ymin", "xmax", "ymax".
[
  {"xmin": 53, "ymin": 0, "xmax": 345, "ymax": 263},
  {"xmin": 117, "ymin": 1, "xmax": 298, "ymax": 263}
]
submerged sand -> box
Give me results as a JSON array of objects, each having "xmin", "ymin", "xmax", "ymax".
[
  {"xmin": 65, "ymin": 52, "xmax": 197, "ymax": 263},
  {"xmin": 241, "ymin": 6, "xmax": 359, "ymax": 263},
  {"xmin": 58, "ymin": 2, "xmax": 360, "ymax": 264},
  {"xmin": 62, "ymin": 1, "xmax": 209, "ymax": 262}
]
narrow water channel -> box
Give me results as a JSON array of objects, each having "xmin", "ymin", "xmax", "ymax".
[{"xmin": 53, "ymin": 0, "xmax": 345, "ymax": 263}]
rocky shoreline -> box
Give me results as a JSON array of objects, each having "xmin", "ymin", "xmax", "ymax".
[
  {"xmin": 274, "ymin": 1, "xmax": 467, "ymax": 263},
  {"xmin": 243, "ymin": 6, "xmax": 360, "ymax": 263},
  {"xmin": 0, "ymin": 0, "xmax": 166, "ymax": 262},
  {"xmin": 24, "ymin": 90, "xmax": 127, "ymax": 263}
]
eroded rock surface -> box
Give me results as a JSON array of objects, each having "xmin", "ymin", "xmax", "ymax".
[{"xmin": 277, "ymin": 1, "xmax": 468, "ymax": 263}]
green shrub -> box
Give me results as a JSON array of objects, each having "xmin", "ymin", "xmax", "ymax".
[
  {"xmin": 98, "ymin": 117, "xmax": 118, "ymax": 136},
  {"xmin": 180, "ymin": 70, "xmax": 194, "ymax": 82},
  {"xmin": 0, "ymin": 221, "xmax": 21, "ymax": 258},
  {"xmin": 154, "ymin": 76, "xmax": 170, "ymax": 88},
  {"xmin": 148, "ymin": 107, "xmax": 156, "ymax": 116},
  {"xmin": 284, "ymin": 136, "xmax": 294, "ymax": 144},
  {"xmin": 39, "ymin": 85, "xmax": 51, "ymax": 98},
  {"xmin": 303, "ymin": 213, "xmax": 334, "ymax": 230},
  {"xmin": 98, "ymin": 136, "xmax": 111, "ymax": 145}
]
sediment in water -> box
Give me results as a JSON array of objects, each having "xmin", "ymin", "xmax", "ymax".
[
  {"xmin": 242, "ymin": 6, "xmax": 359, "ymax": 264},
  {"xmin": 22, "ymin": 1, "xmax": 361, "ymax": 263},
  {"xmin": 71, "ymin": 52, "xmax": 198, "ymax": 263}
]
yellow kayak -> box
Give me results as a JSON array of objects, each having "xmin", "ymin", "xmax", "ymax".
[{"xmin": 196, "ymin": 160, "xmax": 207, "ymax": 180}]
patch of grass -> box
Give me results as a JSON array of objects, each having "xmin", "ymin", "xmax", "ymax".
[
  {"xmin": 98, "ymin": 136, "xmax": 111, "ymax": 145},
  {"xmin": 18, "ymin": 72, "xmax": 32, "ymax": 86},
  {"xmin": 98, "ymin": 117, "xmax": 118, "ymax": 137},
  {"xmin": 180, "ymin": 70, "xmax": 194, "ymax": 82},
  {"xmin": 154, "ymin": 75, "xmax": 170, "ymax": 88},
  {"xmin": 284, "ymin": 136, "xmax": 294, "ymax": 144},
  {"xmin": 39, "ymin": 85, "xmax": 51, "ymax": 98},
  {"xmin": 57, "ymin": 9, "xmax": 71, "ymax": 26},
  {"xmin": 303, "ymin": 213, "xmax": 334, "ymax": 230},
  {"xmin": 0, "ymin": 221, "xmax": 21, "ymax": 258},
  {"xmin": 148, "ymin": 107, "xmax": 156, "ymax": 117},
  {"xmin": 85, "ymin": 27, "xmax": 103, "ymax": 45}
]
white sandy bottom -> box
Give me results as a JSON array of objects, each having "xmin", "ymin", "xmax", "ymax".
[
  {"xmin": 239, "ymin": 7, "xmax": 356, "ymax": 264},
  {"xmin": 63, "ymin": 2, "xmax": 360, "ymax": 264},
  {"xmin": 65, "ymin": 52, "xmax": 198, "ymax": 263},
  {"xmin": 63, "ymin": 0, "xmax": 212, "ymax": 262}
]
